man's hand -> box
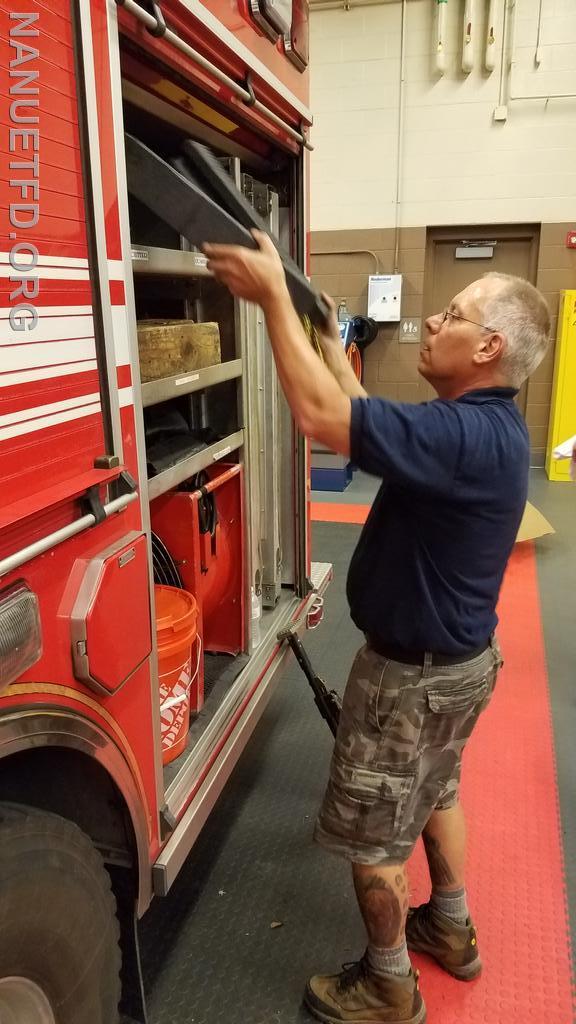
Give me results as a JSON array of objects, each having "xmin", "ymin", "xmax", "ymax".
[
  {"xmin": 203, "ymin": 230, "xmax": 289, "ymax": 309},
  {"xmin": 203, "ymin": 234, "xmax": 357, "ymax": 450},
  {"xmin": 315, "ymin": 293, "xmax": 349, "ymax": 378}
]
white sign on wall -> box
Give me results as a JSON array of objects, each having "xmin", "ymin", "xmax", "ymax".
[{"xmin": 368, "ymin": 274, "xmax": 402, "ymax": 322}]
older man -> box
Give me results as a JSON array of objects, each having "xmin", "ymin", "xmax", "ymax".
[{"xmin": 204, "ymin": 233, "xmax": 550, "ymax": 1024}]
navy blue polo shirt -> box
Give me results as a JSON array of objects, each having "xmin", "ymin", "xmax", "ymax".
[{"xmin": 347, "ymin": 388, "xmax": 530, "ymax": 655}]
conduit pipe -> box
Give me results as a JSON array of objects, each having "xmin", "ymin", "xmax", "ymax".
[
  {"xmin": 309, "ymin": 0, "xmax": 395, "ymax": 10},
  {"xmin": 507, "ymin": 0, "xmax": 576, "ymax": 102},
  {"xmin": 393, "ymin": 0, "xmax": 407, "ymax": 272},
  {"xmin": 507, "ymin": 0, "xmax": 517, "ymax": 83},
  {"xmin": 310, "ymin": 249, "xmax": 380, "ymax": 272},
  {"xmin": 497, "ymin": 0, "xmax": 511, "ymax": 109},
  {"xmin": 511, "ymin": 89, "xmax": 576, "ymax": 101},
  {"xmin": 534, "ymin": 0, "xmax": 544, "ymax": 66}
]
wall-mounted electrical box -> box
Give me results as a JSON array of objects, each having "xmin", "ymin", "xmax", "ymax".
[{"xmin": 368, "ymin": 274, "xmax": 402, "ymax": 322}]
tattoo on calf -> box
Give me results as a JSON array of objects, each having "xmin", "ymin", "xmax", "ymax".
[
  {"xmin": 423, "ymin": 833, "xmax": 456, "ymax": 887},
  {"xmin": 358, "ymin": 876, "xmax": 403, "ymax": 946}
]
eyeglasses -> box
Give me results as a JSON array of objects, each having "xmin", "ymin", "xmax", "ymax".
[{"xmin": 438, "ymin": 309, "xmax": 497, "ymax": 332}]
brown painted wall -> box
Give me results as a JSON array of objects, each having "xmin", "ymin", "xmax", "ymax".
[{"xmin": 310, "ymin": 222, "xmax": 576, "ymax": 462}]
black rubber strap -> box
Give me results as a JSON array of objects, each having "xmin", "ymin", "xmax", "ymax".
[
  {"xmin": 116, "ymin": 470, "xmax": 138, "ymax": 496},
  {"xmin": 82, "ymin": 486, "xmax": 106, "ymax": 526}
]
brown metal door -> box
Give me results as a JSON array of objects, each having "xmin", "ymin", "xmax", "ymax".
[{"xmin": 423, "ymin": 225, "xmax": 540, "ymax": 411}]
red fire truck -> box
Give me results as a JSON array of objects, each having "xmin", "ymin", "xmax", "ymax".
[{"xmin": 0, "ymin": 3, "xmax": 330, "ymax": 1020}]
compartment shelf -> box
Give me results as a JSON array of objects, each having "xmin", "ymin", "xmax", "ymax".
[
  {"xmin": 147, "ymin": 430, "xmax": 244, "ymax": 500},
  {"xmin": 131, "ymin": 244, "xmax": 210, "ymax": 277},
  {"xmin": 141, "ymin": 359, "xmax": 243, "ymax": 407}
]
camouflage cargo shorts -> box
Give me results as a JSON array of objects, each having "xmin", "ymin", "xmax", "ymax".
[{"xmin": 314, "ymin": 637, "xmax": 502, "ymax": 865}]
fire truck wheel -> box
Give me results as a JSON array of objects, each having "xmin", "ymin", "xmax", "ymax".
[{"xmin": 0, "ymin": 803, "xmax": 122, "ymax": 1024}]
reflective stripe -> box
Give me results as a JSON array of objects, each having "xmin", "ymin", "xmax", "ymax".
[
  {"xmin": 111, "ymin": 305, "xmax": 131, "ymax": 365},
  {"xmin": 1, "ymin": 339, "xmax": 97, "ymax": 372},
  {"xmin": 0, "ymin": 315, "xmax": 94, "ymax": 345},
  {"xmin": 0, "ymin": 305, "xmax": 93, "ymax": 319},
  {"xmin": 0, "ymin": 252, "xmax": 89, "ymax": 269},
  {"xmin": 119, "ymin": 386, "xmax": 134, "ymax": 408},
  {"xmin": 0, "ymin": 265, "xmax": 90, "ymax": 280},
  {"xmin": 0, "ymin": 392, "xmax": 101, "ymax": 430},
  {"xmin": 0, "ymin": 401, "xmax": 102, "ymax": 442},
  {"xmin": 0, "ymin": 361, "xmax": 98, "ymax": 389}
]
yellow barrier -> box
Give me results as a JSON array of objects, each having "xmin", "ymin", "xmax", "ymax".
[{"xmin": 546, "ymin": 289, "xmax": 576, "ymax": 482}]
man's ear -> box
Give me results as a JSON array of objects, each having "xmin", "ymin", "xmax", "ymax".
[{"xmin": 474, "ymin": 331, "xmax": 505, "ymax": 365}]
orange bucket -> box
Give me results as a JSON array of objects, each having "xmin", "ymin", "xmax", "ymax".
[{"xmin": 155, "ymin": 585, "xmax": 199, "ymax": 765}]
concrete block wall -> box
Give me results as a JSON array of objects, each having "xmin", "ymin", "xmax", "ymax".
[
  {"xmin": 310, "ymin": 0, "xmax": 576, "ymax": 231},
  {"xmin": 308, "ymin": 0, "xmax": 576, "ymax": 461},
  {"xmin": 310, "ymin": 226, "xmax": 433, "ymax": 403},
  {"xmin": 310, "ymin": 222, "xmax": 576, "ymax": 459}
]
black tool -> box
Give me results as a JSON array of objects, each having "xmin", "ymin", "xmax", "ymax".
[
  {"xmin": 177, "ymin": 140, "xmax": 330, "ymax": 327},
  {"xmin": 125, "ymin": 134, "xmax": 330, "ymax": 327},
  {"xmin": 278, "ymin": 628, "xmax": 342, "ymax": 738},
  {"xmin": 180, "ymin": 141, "xmax": 282, "ymax": 240}
]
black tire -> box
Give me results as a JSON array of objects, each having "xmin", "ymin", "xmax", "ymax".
[{"xmin": 0, "ymin": 803, "xmax": 121, "ymax": 1024}]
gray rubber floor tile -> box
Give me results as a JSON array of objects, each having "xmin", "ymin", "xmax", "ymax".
[
  {"xmin": 139, "ymin": 478, "xmax": 576, "ymax": 1022},
  {"xmin": 139, "ymin": 524, "xmax": 366, "ymax": 1024}
]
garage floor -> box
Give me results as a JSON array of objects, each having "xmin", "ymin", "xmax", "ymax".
[{"xmin": 138, "ymin": 470, "xmax": 575, "ymax": 1024}]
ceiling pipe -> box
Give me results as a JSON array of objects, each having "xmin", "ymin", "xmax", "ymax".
[
  {"xmin": 485, "ymin": 0, "xmax": 497, "ymax": 72},
  {"xmin": 462, "ymin": 0, "xmax": 475, "ymax": 73},
  {"xmin": 434, "ymin": 0, "xmax": 448, "ymax": 76}
]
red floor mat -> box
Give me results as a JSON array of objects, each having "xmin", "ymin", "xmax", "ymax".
[
  {"xmin": 406, "ymin": 542, "xmax": 575, "ymax": 1022},
  {"xmin": 311, "ymin": 502, "xmax": 370, "ymax": 524},
  {"xmin": 311, "ymin": 501, "xmax": 574, "ymax": 1016}
]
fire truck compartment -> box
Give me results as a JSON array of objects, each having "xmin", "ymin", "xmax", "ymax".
[
  {"xmin": 0, "ymin": 5, "xmax": 325, "ymax": 1016},
  {"xmin": 125, "ymin": 132, "xmax": 328, "ymax": 326},
  {"xmin": 121, "ymin": 93, "xmax": 307, "ymax": 802}
]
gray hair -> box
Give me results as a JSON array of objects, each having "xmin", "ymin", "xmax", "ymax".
[{"xmin": 480, "ymin": 272, "xmax": 551, "ymax": 388}]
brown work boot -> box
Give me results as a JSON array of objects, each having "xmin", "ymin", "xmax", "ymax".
[
  {"xmin": 406, "ymin": 902, "xmax": 482, "ymax": 980},
  {"xmin": 304, "ymin": 955, "xmax": 426, "ymax": 1024}
]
